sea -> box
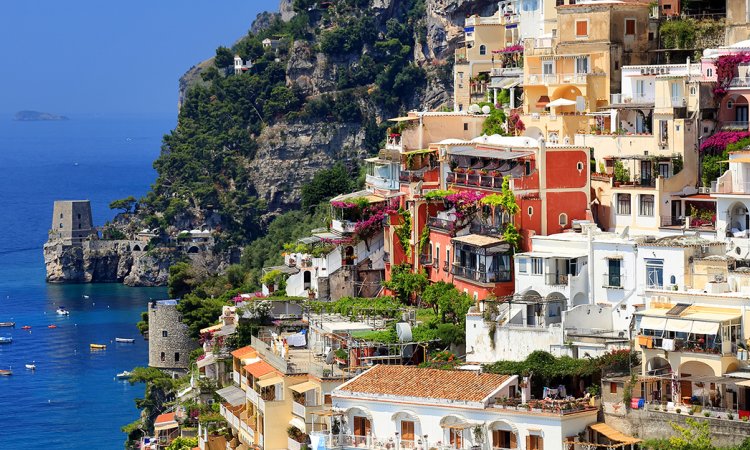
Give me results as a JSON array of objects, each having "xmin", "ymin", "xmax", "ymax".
[{"xmin": 0, "ymin": 114, "xmax": 173, "ymax": 449}]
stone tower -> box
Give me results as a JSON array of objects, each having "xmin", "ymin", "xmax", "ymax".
[
  {"xmin": 50, "ymin": 200, "xmax": 97, "ymax": 244},
  {"xmin": 148, "ymin": 299, "xmax": 195, "ymax": 374}
]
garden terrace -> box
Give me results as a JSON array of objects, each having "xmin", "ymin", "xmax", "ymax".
[
  {"xmin": 451, "ymin": 234, "xmax": 512, "ymax": 284},
  {"xmin": 448, "ymin": 150, "xmax": 530, "ymax": 191}
]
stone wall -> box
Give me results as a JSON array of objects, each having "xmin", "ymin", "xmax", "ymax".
[
  {"xmin": 148, "ymin": 300, "xmax": 197, "ymax": 372},
  {"xmin": 605, "ymin": 409, "xmax": 750, "ymax": 447}
]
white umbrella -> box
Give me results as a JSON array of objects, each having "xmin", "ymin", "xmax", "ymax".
[{"xmin": 547, "ymin": 98, "xmax": 577, "ymax": 108}]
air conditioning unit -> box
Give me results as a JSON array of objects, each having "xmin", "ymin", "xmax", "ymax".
[
  {"xmin": 664, "ymin": 67, "xmax": 670, "ymax": 74},
  {"xmin": 641, "ymin": 68, "xmax": 648, "ymax": 75},
  {"xmin": 650, "ymin": 68, "xmax": 658, "ymax": 75},
  {"xmin": 660, "ymin": 67, "xmax": 666, "ymax": 74}
]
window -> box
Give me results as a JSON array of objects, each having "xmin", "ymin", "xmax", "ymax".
[
  {"xmin": 59, "ymin": 223, "xmax": 63, "ymax": 228},
  {"xmin": 617, "ymin": 194, "xmax": 631, "ymax": 215},
  {"xmin": 610, "ymin": 382, "xmax": 618, "ymax": 394},
  {"xmin": 463, "ymin": 123, "xmax": 468, "ymax": 131},
  {"xmin": 446, "ymin": 249, "xmax": 450, "ymax": 270},
  {"xmin": 607, "ymin": 259, "xmax": 622, "ymax": 287},
  {"xmin": 670, "ymin": 275, "xmax": 676, "ymax": 285},
  {"xmin": 646, "ymin": 259, "xmax": 664, "ymax": 288},
  {"xmin": 525, "ymin": 161, "xmax": 532, "ymax": 175},
  {"xmin": 659, "ymin": 162, "xmax": 670, "ymax": 178},
  {"xmin": 548, "ymin": 303, "xmax": 561, "ymax": 317},
  {"xmin": 576, "ymin": 161, "xmax": 583, "ymax": 171},
  {"xmin": 575, "ymin": 20, "xmax": 588, "ymax": 37},
  {"xmin": 575, "ymin": 57, "xmax": 589, "ymax": 74},
  {"xmin": 162, "ymin": 330, "xmax": 168, "ymax": 337},
  {"xmin": 479, "ymin": 45, "xmax": 486, "ymax": 55},
  {"xmin": 728, "ymin": 100, "xmax": 734, "ymax": 109},
  {"xmin": 559, "ymin": 213, "xmax": 568, "ymax": 226},
  {"xmin": 436, "ymin": 246, "xmax": 441, "ymax": 271},
  {"xmin": 625, "ymin": 19, "xmax": 636, "ymax": 36},
  {"xmin": 528, "ymin": 206, "xmax": 534, "ymax": 216},
  {"xmin": 518, "ymin": 258, "xmax": 528, "ymax": 273},
  {"xmin": 707, "ymin": 68, "xmax": 713, "ymax": 77},
  {"xmin": 648, "ymin": 32, "xmax": 654, "ymax": 41},
  {"xmin": 493, "ymin": 430, "xmax": 513, "ymax": 450},
  {"xmin": 531, "ymin": 257, "xmax": 543, "ymax": 275},
  {"xmin": 639, "ymin": 194, "xmax": 654, "ymax": 216},
  {"xmin": 77, "ymin": 213, "xmax": 81, "ymax": 220},
  {"xmin": 527, "ymin": 435, "xmax": 543, "ymax": 450},
  {"xmin": 542, "ymin": 61, "xmax": 554, "ymax": 77},
  {"xmin": 635, "ymin": 80, "xmax": 645, "ymax": 98},
  {"xmin": 60, "ymin": 213, "xmax": 63, "ymax": 218},
  {"xmin": 174, "ymin": 352, "xmax": 180, "ymax": 362},
  {"xmin": 690, "ymin": 86, "xmax": 696, "ymax": 95},
  {"xmin": 449, "ymin": 429, "xmax": 463, "ymax": 449},
  {"xmin": 160, "ymin": 352, "xmax": 166, "ymax": 362}
]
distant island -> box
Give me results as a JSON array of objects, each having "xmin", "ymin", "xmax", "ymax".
[{"xmin": 14, "ymin": 110, "xmax": 69, "ymax": 121}]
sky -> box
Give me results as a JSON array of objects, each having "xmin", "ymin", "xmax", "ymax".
[{"xmin": 0, "ymin": 1, "xmax": 271, "ymax": 116}]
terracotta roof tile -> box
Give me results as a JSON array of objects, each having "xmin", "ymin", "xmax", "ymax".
[
  {"xmin": 155, "ymin": 412, "xmax": 176, "ymax": 424},
  {"xmin": 244, "ymin": 360, "xmax": 276, "ymax": 378},
  {"xmin": 337, "ymin": 365, "xmax": 511, "ymax": 402},
  {"xmin": 231, "ymin": 346, "xmax": 257, "ymax": 359}
]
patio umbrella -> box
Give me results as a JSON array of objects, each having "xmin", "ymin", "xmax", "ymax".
[{"xmin": 547, "ymin": 98, "xmax": 577, "ymax": 108}]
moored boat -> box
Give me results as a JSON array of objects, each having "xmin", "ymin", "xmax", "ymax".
[
  {"xmin": 90, "ymin": 343, "xmax": 106, "ymax": 350},
  {"xmin": 21, "ymin": 326, "xmax": 31, "ymax": 330},
  {"xmin": 115, "ymin": 337, "xmax": 135, "ymax": 343},
  {"xmin": 0, "ymin": 322, "xmax": 15, "ymax": 327},
  {"xmin": 0, "ymin": 337, "xmax": 12, "ymax": 344},
  {"xmin": 25, "ymin": 364, "xmax": 36, "ymax": 370},
  {"xmin": 116, "ymin": 370, "xmax": 132, "ymax": 379},
  {"xmin": 0, "ymin": 369, "xmax": 12, "ymax": 376},
  {"xmin": 47, "ymin": 325, "xmax": 57, "ymax": 329},
  {"xmin": 56, "ymin": 307, "xmax": 70, "ymax": 316}
]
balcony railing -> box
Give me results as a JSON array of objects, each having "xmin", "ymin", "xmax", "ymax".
[
  {"xmin": 386, "ymin": 136, "xmax": 403, "ymax": 151},
  {"xmin": 491, "ymin": 67, "xmax": 523, "ymax": 77},
  {"xmin": 720, "ymin": 121, "xmax": 750, "ymax": 131},
  {"xmin": 611, "ymin": 93, "xmax": 655, "ymax": 104},
  {"xmin": 638, "ymin": 335, "xmax": 728, "ymax": 355},
  {"xmin": 545, "ymin": 273, "xmax": 569, "ymax": 286},
  {"xmin": 292, "ymin": 400, "xmax": 306, "ymax": 418},
  {"xmin": 288, "ymin": 438, "xmax": 303, "ymax": 450},
  {"xmin": 449, "ymin": 172, "xmax": 505, "ymax": 190},
  {"xmin": 331, "ymin": 219, "xmax": 356, "ymax": 234},
  {"xmin": 428, "ymin": 217, "xmax": 454, "ymax": 231},
  {"xmin": 419, "ymin": 254, "xmax": 434, "ymax": 266},
  {"xmin": 602, "ymin": 273, "xmax": 624, "ymax": 289},
  {"xmin": 729, "ymin": 77, "xmax": 750, "ymax": 88},
  {"xmin": 452, "ymin": 265, "xmax": 512, "ymax": 283},
  {"xmin": 470, "ymin": 222, "xmax": 505, "ymax": 236},
  {"xmin": 525, "ymin": 72, "xmax": 602, "ymax": 86},
  {"xmin": 712, "ymin": 179, "xmax": 750, "ymax": 194},
  {"xmin": 671, "ymin": 96, "xmax": 687, "ymax": 107}
]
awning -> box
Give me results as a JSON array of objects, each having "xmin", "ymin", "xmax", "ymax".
[
  {"xmin": 691, "ymin": 320, "xmax": 720, "ymax": 335},
  {"xmin": 388, "ymin": 116, "xmax": 418, "ymax": 122},
  {"xmin": 289, "ymin": 417, "xmax": 307, "ymax": 430},
  {"xmin": 330, "ymin": 190, "xmax": 385, "ymax": 203},
  {"xmin": 290, "ymin": 380, "xmax": 319, "ymax": 393},
  {"xmin": 639, "ymin": 316, "xmax": 666, "ymax": 331},
  {"xmin": 536, "ymin": 95, "xmax": 550, "ymax": 107},
  {"xmin": 257, "ymin": 376, "xmax": 284, "ymax": 388},
  {"xmin": 547, "ymin": 98, "xmax": 577, "ymax": 107},
  {"xmin": 664, "ymin": 318, "xmax": 694, "ymax": 333},
  {"xmin": 452, "ymin": 234, "xmax": 509, "ymax": 249},
  {"xmin": 590, "ymin": 423, "xmax": 642, "ymax": 445},
  {"xmin": 735, "ymin": 380, "xmax": 750, "ymax": 387},
  {"xmin": 244, "ymin": 361, "xmax": 275, "ymax": 378},
  {"xmin": 217, "ymin": 385, "xmax": 246, "ymax": 407},
  {"xmin": 154, "ymin": 421, "xmax": 179, "ymax": 432},
  {"xmin": 197, "ymin": 353, "xmax": 216, "ymax": 368},
  {"xmin": 448, "ymin": 147, "xmax": 533, "ymax": 159}
]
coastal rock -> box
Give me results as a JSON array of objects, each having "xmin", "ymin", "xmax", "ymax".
[{"xmin": 123, "ymin": 250, "xmax": 177, "ymax": 287}]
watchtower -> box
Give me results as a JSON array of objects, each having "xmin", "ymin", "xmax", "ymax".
[
  {"xmin": 51, "ymin": 200, "xmax": 96, "ymax": 244},
  {"xmin": 148, "ymin": 299, "xmax": 195, "ymax": 374}
]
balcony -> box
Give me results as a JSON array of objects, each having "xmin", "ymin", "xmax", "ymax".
[
  {"xmin": 451, "ymin": 265, "xmax": 511, "ymax": 284},
  {"xmin": 524, "ymin": 37, "xmax": 556, "ymax": 56},
  {"xmin": 428, "ymin": 216, "xmax": 454, "ymax": 231},
  {"xmin": 524, "ymin": 72, "xmax": 603, "ymax": 86},
  {"xmin": 331, "ymin": 219, "xmax": 356, "ymax": 234},
  {"xmin": 545, "ymin": 273, "xmax": 569, "ymax": 286},
  {"xmin": 448, "ymin": 171, "xmax": 504, "ymax": 190},
  {"xmin": 491, "ymin": 67, "xmax": 523, "ymax": 77},
  {"xmin": 288, "ymin": 438, "xmax": 304, "ymax": 450},
  {"xmin": 671, "ymin": 96, "xmax": 687, "ymax": 108},
  {"xmin": 729, "ymin": 77, "xmax": 750, "ymax": 88},
  {"xmin": 246, "ymin": 387, "xmax": 260, "ymax": 407},
  {"xmin": 386, "ymin": 135, "xmax": 403, "ymax": 152},
  {"xmin": 419, "ymin": 254, "xmax": 434, "ymax": 266},
  {"xmin": 610, "ymin": 93, "xmax": 655, "ymax": 105},
  {"xmin": 469, "ymin": 222, "xmax": 505, "ymax": 237},
  {"xmin": 232, "ymin": 371, "xmax": 240, "ymax": 385},
  {"xmin": 720, "ymin": 121, "xmax": 750, "ymax": 131},
  {"xmin": 711, "ymin": 179, "xmax": 750, "ymax": 194},
  {"xmin": 366, "ymin": 174, "xmax": 399, "ymax": 191},
  {"xmin": 399, "ymin": 168, "xmax": 430, "ymax": 183},
  {"xmin": 638, "ymin": 335, "xmax": 730, "ymax": 356}
]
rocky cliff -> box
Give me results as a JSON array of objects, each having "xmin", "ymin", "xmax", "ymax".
[{"xmin": 44, "ymin": 239, "xmax": 179, "ymax": 286}]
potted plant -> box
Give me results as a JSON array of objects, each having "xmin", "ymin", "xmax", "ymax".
[
  {"xmin": 334, "ymin": 348, "xmax": 348, "ymax": 364},
  {"xmin": 307, "ymin": 288, "xmax": 316, "ymax": 299}
]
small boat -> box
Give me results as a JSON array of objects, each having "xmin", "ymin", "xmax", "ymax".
[
  {"xmin": 83, "ymin": 295, "xmax": 90, "ymax": 299},
  {"xmin": 21, "ymin": 326, "xmax": 31, "ymax": 330},
  {"xmin": 56, "ymin": 307, "xmax": 70, "ymax": 316},
  {"xmin": 47, "ymin": 325, "xmax": 57, "ymax": 329},
  {"xmin": 25, "ymin": 364, "xmax": 36, "ymax": 370},
  {"xmin": 0, "ymin": 369, "xmax": 12, "ymax": 376},
  {"xmin": 90, "ymin": 344, "xmax": 106, "ymax": 350},
  {"xmin": 116, "ymin": 370, "xmax": 132, "ymax": 379},
  {"xmin": 0, "ymin": 322, "xmax": 15, "ymax": 327},
  {"xmin": 0, "ymin": 337, "xmax": 12, "ymax": 344},
  {"xmin": 115, "ymin": 338, "xmax": 135, "ymax": 343}
]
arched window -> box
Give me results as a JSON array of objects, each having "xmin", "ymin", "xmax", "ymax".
[
  {"xmin": 559, "ymin": 213, "xmax": 568, "ymax": 226},
  {"xmin": 670, "ymin": 275, "xmax": 676, "ymax": 284},
  {"xmin": 528, "ymin": 206, "xmax": 534, "ymax": 216},
  {"xmin": 728, "ymin": 100, "xmax": 734, "ymax": 109},
  {"xmin": 576, "ymin": 161, "xmax": 584, "ymax": 172},
  {"xmin": 160, "ymin": 352, "xmax": 165, "ymax": 362},
  {"xmin": 479, "ymin": 45, "xmax": 486, "ymax": 55}
]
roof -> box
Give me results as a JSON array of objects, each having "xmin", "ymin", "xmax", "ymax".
[
  {"xmin": 330, "ymin": 190, "xmax": 385, "ymax": 203},
  {"xmin": 589, "ymin": 423, "xmax": 642, "ymax": 445},
  {"xmin": 154, "ymin": 412, "xmax": 178, "ymax": 431},
  {"xmin": 452, "ymin": 234, "xmax": 506, "ymax": 248},
  {"xmin": 447, "ymin": 147, "xmax": 533, "ymax": 160},
  {"xmin": 642, "ymin": 235, "xmax": 723, "ymax": 248},
  {"xmin": 244, "ymin": 360, "xmax": 276, "ymax": 378},
  {"xmin": 471, "ymin": 134, "xmax": 539, "ymax": 148},
  {"xmin": 231, "ymin": 346, "xmax": 257, "ymax": 360},
  {"xmin": 336, "ymin": 365, "xmax": 512, "ymax": 403}
]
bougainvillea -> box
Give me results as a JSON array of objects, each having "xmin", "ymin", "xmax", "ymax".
[
  {"xmin": 330, "ymin": 201, "xmax": 356, "ymax": 209},
  {"xmin": 699, "ymin": 131, "xmax": 750, "ymax": 154},
  {"xmin": 508, "ymin": 113, "xmax": 526, "ymax": 136},
  {"xmin": 495, "ymin": 44, "xmax": 524, "ymax": 54},
  {"xmin": 713, "ymin": 52, "xmax": 750, "ymax": 97}
]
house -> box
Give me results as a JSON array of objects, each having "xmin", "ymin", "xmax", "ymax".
[
  {"xmin": 713, "ymin": 149, "xmax": 750, "ymax": 259},
  {"xmin": 521, "ymin": 0, "xmax": 656, "ymax": 142},
  {"xmin": 321, "ymin": 365, "xmax": 600, "ymax": 450},
  {"xmin": 233, "ymin": 55, "xmax": 252, "ymax": 74},
  {"xmin": 154, "ymin": 412, "xmax": 179, "ymax": 448}
]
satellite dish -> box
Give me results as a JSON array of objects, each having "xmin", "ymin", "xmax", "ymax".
[
  {"xmin": 325, "ymin": 350, "xmax": 335, "ymax": 365},
  {"xmin": 481, "ymin": 105, "xmax": 491, "ymax": 114},
  {"xmin": 469, "ymin": 104, "xmax": 481, "ymax": 114},
  {"xmin": 396, "ymin": 322, "xmax": 412, "ymax": 343}
]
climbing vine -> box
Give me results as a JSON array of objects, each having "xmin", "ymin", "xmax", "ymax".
[
  {"xmin": 394, "ymin": 208, "xmax": 412, "ymax": 258},
  {"xmin": 418, "ymin": 223, "xmax": 430, "ymax": 256}
]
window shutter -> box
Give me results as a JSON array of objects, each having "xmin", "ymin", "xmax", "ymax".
[
  {"xmin": 510, "ymin": 433, "xmax": 517, "ymax": 449},
  {"xmin": 538, "ymin": 437, "xmax": 544, "ymax": 450},
  {"xmin": 526, "ymin": 436, "xmax": 532, "ymax": 450},
  {"xmin": 576, "ymin": 21, "xmax": 587, "ymax": 36}
]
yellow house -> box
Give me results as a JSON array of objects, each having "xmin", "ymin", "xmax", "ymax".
[
  {"xmin": 521, "ymin": 1, "xmax": 655, "ymax": 142},
  {"xmin": 454, "ymin": 10, "xmax": 520, "ymax": 111}
]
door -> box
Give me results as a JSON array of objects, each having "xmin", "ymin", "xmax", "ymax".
[
  {"xmin": 737, "ymin": 105, "xmax": 749, "ymax": 124},
  {"xmin": 680, "ymin": 380, "xmax": 693, "ymax": 404},
  {"xmin": 671, "ymin": 201, "xmax": 682, "ymax": 224},
  {"xmin": 353, "ymin": 416, "xmax": 371, "ymax": 438},
  {"xmin": 449, "ymin": 429, "xmax": 463, "ymax": 449},
  {"xmin": 640, "ymin": 160, "xmax": 652, "ymax": 185},
  {"xmin": 493, "ymin": 430, "xmax": 513, "ymax": 449},
  {"xmin": 608, "ymin": 259, "xmax": 621, "ymax": 287}
]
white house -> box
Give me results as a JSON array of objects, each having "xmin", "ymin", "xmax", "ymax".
[
  {"xmin": 322, "ymin": 365, "xmax": 599, "ymax": 450},
  {"xmin": 712, "ymin": 150, "xmax": 750, "ymax": 259},
  {"xmin": 233, "ymin": 55, "xmax": 252, "ymax": 75}
]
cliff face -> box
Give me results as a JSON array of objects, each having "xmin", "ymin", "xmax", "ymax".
[{"xmin": 44, "ymin": 240, "xmax": 179, "ymax": 286}]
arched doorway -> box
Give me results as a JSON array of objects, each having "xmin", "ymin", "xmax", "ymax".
[
  {"xmin": 523, "ymin": 290, "xmax": 542, "ymax": 326},
  {"xmin": 440, "ymin": 415, "xmax": 470, "ymax": 449},
  {"xmin": 727, "ymin": 201, "xmax": 750, "ymax": 235},
  {"xmin": 545, "ymin": 292, "xmax": 566, "ymax": 324},
  {"xmin": 132, "ymin": 244, "xmax": 141, "ymax": 252},
  {"xmin": 392, "ymin": 411, "xmax": 421, "ymax": 448},
  {"xmin": 344, "ymin": 246, "xmax": 355, "ymax": 266},
  {"xmin": 646, "ymin": 356, "xmax": 671, "ymax": 376},
  {"xmin": 346, "ymin": 407, "xmax": 372, "ymax": 443},
  {"xmin": 303, "ymin": 271, "xmax": 312, "ymax": 290},
  {"xmin": 678, "ymin": 361, "xmax": 717, "ymax": 404},
  {"xmin": 488, "ymin": 420, "xmax": 518, "ymax": 449},
  {"xmin": 187, "ymin": 246, "xmax": 200, "ymax": 254}
]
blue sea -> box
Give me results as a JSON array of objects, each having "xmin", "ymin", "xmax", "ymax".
[{"xmin": 0, "ymin": 114, "xmax": 173, "ymax": 449}]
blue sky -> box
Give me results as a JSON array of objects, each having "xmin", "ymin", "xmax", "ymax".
[{"xmin": 0, "ymin": 1, "xmax": 270, "ymax": 115}]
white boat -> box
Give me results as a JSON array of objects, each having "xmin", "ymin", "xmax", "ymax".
[
  {"xmin": 56, "ymin": 307, "xmax": 70, "ymax": 316},
  {"xmin": 25, "ymin": 364, "xmax": 36, "ymax": 370},
  {"xmin": 116, "ymin": 370, "xmax": 132, "ymax": 379},
  {"xmin": 0, "ymin": 337, "xmax": 12, "ymax": 344},
  {"xmin": 115, "ymin": 338, "xmax": 135, "ymax": 343}
]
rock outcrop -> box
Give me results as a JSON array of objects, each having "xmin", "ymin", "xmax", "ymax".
[{"xmin": 44, "ymin": 239, "xmax": 179, "ymax": 286}]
